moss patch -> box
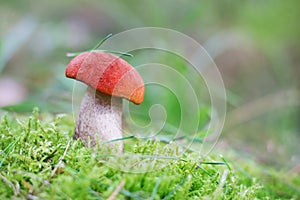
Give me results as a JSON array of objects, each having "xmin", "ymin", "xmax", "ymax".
[{"xmin": 0, "ymin": 108, "xmax": 299, "ymax": 199}]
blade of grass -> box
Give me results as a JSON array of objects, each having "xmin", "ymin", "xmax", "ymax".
[
  {"xmin": 195, "ymin": 164, "xmax": 213, "ymax": 177},
  {"xmin": 0, "ymin": 137, "xmax": 20, "ymax": 168},
  {"xmin": 100, "ymin": 50, "xmax": 133, "ymax": 57},
  {"xmin": 92, "ymin": 33, "xmax": 113, "ymax": 50},
  {"xmin": 220, "ymin": 155, "xmax": 232, "ymax": 171},
  {"xmin": 150, "ymin": 177, "xmax": 161, "ymax": 200},
  {"xmin": 200, "ymin": 161, "xmax": 227, "ymax": 165},
  {"xmin": 67, "ymin": 33, "xmax": 134, "ymax": 58},
  {"xmin": 105, "ymin": 135, "xmax": 136, "ymax": 143},
  {"xmin": 120, "ymin": 189, "xmax": 143, "ymax": 200},
  {"xmin": 162, "ymin": 175, "xmax": 190, "ymax": 200},
  {"xmin": 97, "ymin": 154, "xmax": 179, "ymax": 160},
  {"xmin": 66, "ymin": 50, "xmax": 133, "ymax": 58},
  {"xmin": 88, "ymin": 187, "xmax": 104, "ymax": 200}
]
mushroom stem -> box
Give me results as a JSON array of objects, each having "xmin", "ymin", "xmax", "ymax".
[{"xmin": 74, "ymin": 86, "xmax": 123, "ymax": 152}]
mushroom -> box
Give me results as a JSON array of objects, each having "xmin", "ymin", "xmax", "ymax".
[{"xmin": 65, "ymin": 51, "xmax": 144, "ymax": 152}]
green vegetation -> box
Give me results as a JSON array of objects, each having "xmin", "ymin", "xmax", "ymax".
[
  {"xmin": 1, "ymin": 109, "xmax": 299, "ymax": 199},
  {"xmin": 1, "ymin": 1, "xmax": 300, "ymax": 199}
]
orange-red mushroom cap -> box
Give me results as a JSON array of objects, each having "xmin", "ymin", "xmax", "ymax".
[{"xmin": 66, "ymin": 52, "xmax": 144, "ymax": 104}]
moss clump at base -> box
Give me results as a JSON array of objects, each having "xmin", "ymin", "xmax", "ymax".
[{"xmin": 0, "ymin": 108, "xmax": 298, "ymax": 199}]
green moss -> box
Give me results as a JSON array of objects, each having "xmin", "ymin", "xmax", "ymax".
[{"xmin": 0, "ymin": 109, "xmax": 298, "ymax": 199}]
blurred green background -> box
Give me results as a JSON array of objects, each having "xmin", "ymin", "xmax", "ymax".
[{"xmin": 0, "ymin": 0, "xmax": 299, "ymax": 171}]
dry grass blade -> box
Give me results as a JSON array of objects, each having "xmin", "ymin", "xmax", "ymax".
[
  {"xmin": 212, "ymin": 169, "xmax": 229, "ymax": 198},
  {"xmin": 107, "ymin": 180, "xmax": 126, "ymax": 200},
  {"xmin": 50, "ymin": 140, "xmax": 71, "ymax": 177},
  {"xmin": 0, "ymin": 173, "xmax": 19, "ymax": 196}
]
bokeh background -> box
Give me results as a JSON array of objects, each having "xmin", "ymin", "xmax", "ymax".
[{"xmin": 0, "ymin": 0, "xmax": 299, "ymax": 171}]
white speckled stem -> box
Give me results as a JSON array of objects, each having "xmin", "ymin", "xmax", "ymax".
[{"xmin": 74, "ymin": 86, "xmax": 123, "ymax": 152}]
